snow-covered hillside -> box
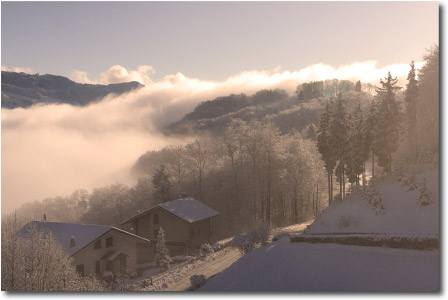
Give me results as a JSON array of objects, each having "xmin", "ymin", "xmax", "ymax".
[{"xmin": 308, "ymin": 165, "xmax": 439, "ymax": 235}]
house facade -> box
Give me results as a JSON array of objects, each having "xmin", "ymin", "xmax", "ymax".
[
  {"xmin": 121, "ymin": 197, "xmax": 219, "ymax": 262},
  {"xmin": 20, "ymin": 221, "xmax": 150, "ymax": 277}
]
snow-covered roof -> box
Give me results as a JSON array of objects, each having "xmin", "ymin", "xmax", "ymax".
[
  {"xmin": 122, "ymin": 197, "xmax": 220, "ymax": 225},
  {"xmin": 19, "ymin": 221, "xmax": 149, "ymax": 256}
]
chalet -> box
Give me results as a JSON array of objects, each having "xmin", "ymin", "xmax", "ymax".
[
  {"xmin": 120, "ymin": 197, "xmax": 220, "ymax": 262},
  {"xmin": 19, "ymin": 221, "xmax": 150, "ymax": 277}
]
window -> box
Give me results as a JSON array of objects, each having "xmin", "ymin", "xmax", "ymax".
[
  {"xmin": 153, "ymin": 214, "xmax": 159, "ymax": 225},
  {"xmin": 95, "ymin": 261, "xmax": 101, "ymax": 275},
  {"xmin": 94, "ymin": 239, "xmax": 101, "ymax": 250},
  {"xmin": 197, "ymin": 227, "xmax": 200, "ymax": 236},
  {"xmin": 106, "ymin": 237, "xmax": 113, "ymax": 247},
  {"xmin": 190, "ymin": 229, "xmax": 194, "ymax": 239},
  {"xmin": 154, "ymin": 229, "xmax": 159, "ymax": 238},
  {"xmin": 76, "ymin": 264, "xmax": 85, "ymax": 277}
]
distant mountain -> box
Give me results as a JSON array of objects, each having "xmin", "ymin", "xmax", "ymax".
[{"xmin": 1, "ymin": 71, "xmax": 144, "ymax": 108}]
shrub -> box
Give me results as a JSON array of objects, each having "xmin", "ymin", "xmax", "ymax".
[
  {"xmin": 190, "ymin": 274, "xmax": 207, "ymax": 290},
  {"xmin": 231, "ymin": 224, "xmax": 271, "ymax": 254},
  {"xmin": 200, "ymin": 244, "xmax": 214, "ymax": 257}
]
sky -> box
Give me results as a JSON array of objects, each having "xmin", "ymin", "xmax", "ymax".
[
  {"xmin": 1, "ymin": 1, "xmax": 439, "ymax": 82},
  {"xmin": 0, "ymin": 1, "xmax": 440, "ymax": 214}
]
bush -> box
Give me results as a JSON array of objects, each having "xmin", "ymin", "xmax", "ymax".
[
  {"xmin": 417, "ymin": 178, "xmax": 433, "ymax": 206},
  {"xmin": 200, "ymin": 244, "xmax": 214, "ymax": 257},
  {"xmin": 190, "ymin": 274, "xmax": 207, "ymax": 290},
  {"xmin": 231, "ymin": 224, "xmax": 271, "ymax": 254}
]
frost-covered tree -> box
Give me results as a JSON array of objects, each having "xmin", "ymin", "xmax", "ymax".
[
  {"xmin": 318, "ymin": 102, "xmax": 337, "ymax": 204},
  {"xmin": 417, "ymin": 45, "xmax": 439, "ymax": 153},
  {"xmin": 346, "ymin": 103, "xmax": 368, "ymax": 185},
  {"xmin": 155, "ymin": 227, "xmax": 170, "ymax": 271},
  {"xmin": 404, "ymin": 61, "xmax": 419, "ymax": 160},
  {"xmin": 1, "ymin": 217, "xmax": 107, "ymax": 291},
  {"xmin": 185, "ymin": 139, "xmax": 214, "ymax": 201},
  {"xmin": 152, "ymin": 164, "xmax": 173, "ymax": 204},
  {"xmin": 355, "ymin": 80, "xmax": 362, "ymax": 92},
  {"xmin": 374, "ymin": 72, "xmax": 402, "ymax": 174},
  {"xmin": 331, "ymin": 93, "xmax": 350, "ymax": 199}
]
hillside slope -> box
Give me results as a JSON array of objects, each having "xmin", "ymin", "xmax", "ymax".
[
  {"xmin": 1, "ymin": 71, "xmax": 143, "ymax": 108},
  {"xmin": 308, "ymin": 164, "xmax": 439, "ymax": 235}
]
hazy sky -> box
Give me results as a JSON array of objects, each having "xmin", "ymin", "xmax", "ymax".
[{"xmin": 1, "ymin": 1, "xmax": 438, "ymax": 81}]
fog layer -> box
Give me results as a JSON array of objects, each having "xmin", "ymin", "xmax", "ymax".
[{"xmin": 1, "ymin": 61, "xmax": 421, "ymax": 213}]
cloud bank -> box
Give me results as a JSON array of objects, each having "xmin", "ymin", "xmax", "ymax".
[
  {"xmin": 1, "ymin": 65, "xmax": 34, "ymax": 74},
  {"xmin": 2, "ymin": 60, "xmax": 423, "ymax": 213}
]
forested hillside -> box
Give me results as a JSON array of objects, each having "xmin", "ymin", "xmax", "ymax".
[{"xmin": 1, "ymin": 71, "xmax": 143, "ymax": 108}]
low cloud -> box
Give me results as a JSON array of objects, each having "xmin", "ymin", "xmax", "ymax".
[
  {"xmin": 69, "ymin": 65, "xmax": 155, "ymax": 85},
  {"xmin": 2, "ymin": 60, "xmax": 423, "ymax": 213},
  {"xmin": 1, "ymin": 65, "xmax": 34, "ymax": 74}
]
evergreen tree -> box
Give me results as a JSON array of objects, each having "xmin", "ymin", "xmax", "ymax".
[
  {"xmin": 355, "ymin": 80, "xmax": 362, "ymax": 92},
  {"xmin": 155, "ymin": 227, "xmax": 170, "ymax": 271},
  {"xmin": 417, "ymin": 45, "xmax": 439, "ymax": 153},
  {"xmin": 330, "ymin": 93, "xmax": 350, "ymax": 199},
  {"xmin": 374, "ymin": 72, "xmax": 402, "ymax": 174},
  {"xmin": 364, "ymin": 100, "xmax": 378, "ymax": 178},
  {"xmin": 317, "ymin": 102, "xmax": 337, "ymax": 204},
  {"xmin": 152, "ymin": 164, "xmax": 173, "ymax": 204},
  {"xmin": 346, "ymin": 103, "xmax": 367, "ymax": 185},
  {"xmin": 306, "ymin": 124, "xmax": 317, "ymax": 141},
  {"xmin": 404, "ymin": 61, "xmax": 419, "ymax": 160}
]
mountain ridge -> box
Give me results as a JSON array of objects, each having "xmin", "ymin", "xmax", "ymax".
[{"xmin": 1, "ymin": 71, "xmax": 144, "ymax": 108}]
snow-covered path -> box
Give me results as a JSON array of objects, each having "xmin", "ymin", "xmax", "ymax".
[
  {"xmin": 166, "ymin": 248, "xmax": 242, "ymax": 291},
  {"xmin": 200, "ymin": 237, "xmax": 439, "ymax": 292}
]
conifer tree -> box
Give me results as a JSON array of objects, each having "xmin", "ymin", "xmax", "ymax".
[
  {"xmin": 155, "ymin": 227, "xmax": 170, "ymax": 271},
  {"xmin": 330, "ymin": 93, "xmax": 350, "ymax": 199},
  {"xmin": 346, "ymin": 103, "xmax": 367, "ymax": 185},
  {"xmin": 404, "ymin": 61, "xmax": 419, "ymax": 160},
  {"xmin": 364, "ymin": 100, "xmax": 378, "ymax": 178},
  {"xmin": 355, "ymin": 80, "xmax": 362, "ymax": 92},
  {"xmin": 317, "ymin": 102, "xmax": 337, "ymax": 203},
  {"xmin": 152, "ymin": 164, "xmax": 173, "ymax": 204},
  {"xmin": 374, "ymin": 72, "xmax": 402, "ymax": 174}
]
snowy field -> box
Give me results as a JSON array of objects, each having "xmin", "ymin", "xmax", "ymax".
[
  {"xmin": 308, "ymin": 165, "xmax": 439, "ymax": 235},
  {"xmin": 200, "ymin": 237, "xmax": 439, "ymax": 292}
]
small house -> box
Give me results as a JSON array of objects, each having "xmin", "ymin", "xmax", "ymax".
[
  {"xmin": 120, "ymin": 197, "xmax": 220, "ymax": 262},
  {"xmin": 20, "ymin": 221, "xmax": 150, "ymax": 277}
]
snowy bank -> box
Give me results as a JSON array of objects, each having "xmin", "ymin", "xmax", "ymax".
[{"xmin": 308, "ymin": 165, "xmax": 439, "ymax": 235}]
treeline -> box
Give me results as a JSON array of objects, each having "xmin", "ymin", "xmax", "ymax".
[
  {"xmin": 164, "ymin": 80, "xmax": 371, "ymax": 137},
  {"xmin": 317, "ymin": 46, "xmax": 439, "ymax": 203},
  {"xmin": 10, "ymin": 120, "xmax": 326, "ymax": 239}
]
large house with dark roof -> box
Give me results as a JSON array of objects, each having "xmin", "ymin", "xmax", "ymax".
[
  {"xmin": 20, "ymin": 221, "xmax": 150, "ymax": 277},
  {"xmin": 121, "ymin": 197, "xmax": 220, "ymax": 261}
]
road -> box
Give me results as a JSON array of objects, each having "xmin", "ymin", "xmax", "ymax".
[{"xmin": 166, "ymin": 248, "xmax": 242, "ymax": 291}]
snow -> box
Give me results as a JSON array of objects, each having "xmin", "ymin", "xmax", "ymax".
[
  {"xmin": 308, "ymin": 166, "xmax": 439, "ymax": 235},
  {"xmin": 19, "ymin": 221, "xmax": 112, "ymax": 256},
  {"xmin": 200, "ymin": 237, "xmax": 439, "ymax": 292},
  {"xmin": 122, "ymin": 197, "xmax": 219, "ymax": 225},
  {"xmin": 158, "ymin": 198, "xmax": 220, "ymax": 223}
]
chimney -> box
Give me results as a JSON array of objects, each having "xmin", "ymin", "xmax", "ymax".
[{"xmin": 70, "ymin": 236, "xmax": 76, "ymax": 247}]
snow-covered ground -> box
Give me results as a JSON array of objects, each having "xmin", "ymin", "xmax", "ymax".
[
  {"xmin": 309, "ymin": 165, "xmax": 439, "ymax": 235},
  {"xmin": 200, "ymin": 237, "xmax": 439, "ymax": 292}
]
